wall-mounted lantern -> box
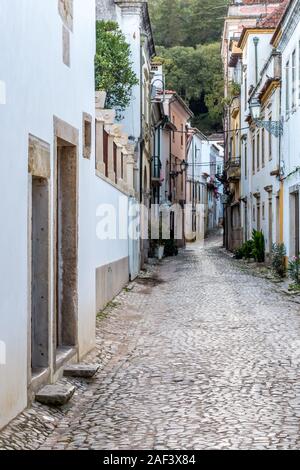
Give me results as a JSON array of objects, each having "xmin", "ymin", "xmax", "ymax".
[
  {"xmin": 249, "ymin": 96, "xmax": 283, "ymax": 138},
  {"xmin": 170, "ymin": 160, "xmax": 189, "ymax": 178},
  {"xmin": 150, "ymin": 79, "xmax": 165, "ymax": 102}
]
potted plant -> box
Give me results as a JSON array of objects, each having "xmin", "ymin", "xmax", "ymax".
[
  {"xmin": 156, "ymin": 244, "xmax": 165, "ymax": 260},
  {"xmin": 95, "ymin": 21, "xmax": 138, "ymax": 120},
  {"xmin": 271, "ymin": 243, "xmax": 286, "ymax": 278},
  {"xmin": 288, "ymin": 255, "xmax": 300, "ymax": 286}
]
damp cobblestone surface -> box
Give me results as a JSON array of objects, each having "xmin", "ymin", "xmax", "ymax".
[{"xmin": 1, "ymin": 235, "xmax": 300, "ymax": 450}]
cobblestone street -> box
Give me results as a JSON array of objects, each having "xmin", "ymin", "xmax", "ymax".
[{"xmin": 1, "ymin": 234, "xmax": 300, "ymax": 450}]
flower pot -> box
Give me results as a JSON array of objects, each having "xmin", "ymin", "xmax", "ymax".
[
  {"xmin": 95, "ymin": 90, "xmax": 107, "ymax": 109},
  {"xmin": 156, "ymin": 245, "xmax": 164, "ymax": 260}
]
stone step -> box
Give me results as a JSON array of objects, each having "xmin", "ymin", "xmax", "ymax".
[
  {"xmin": 35, "ymin": 384, "xmax": 76, "ymax": 406},
  {"xmin": 63, "ymin": 363, "xmax": 100, "ymax": 378}
]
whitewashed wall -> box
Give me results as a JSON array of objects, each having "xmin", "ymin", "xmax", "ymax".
[
  {"xmin": 240, "ymin": 31, "xmax": 280, "ymax": 248},
  {"xmin": 115, "ymin": 4, "xmax": 141, "ymax": 142},
  {"xmin": 0, "ymin": 0, "xmax": 95, "ymax": 429},
  {"xmin": 95, "ymin": 179, "xmax": 129, "ymax": 267},
  {"xmin": 280, "ymin": 3, "xmax": 300, "ymax": 257}
]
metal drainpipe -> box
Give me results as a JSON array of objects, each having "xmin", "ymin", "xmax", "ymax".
[
  {"xmin": 169, "ymin": 101, "xmax": 172, "ymax": 201},
  {"xmin": 253, "ymin": 37, "xmax": 259, "ymax": 84},
  {"xmin": 278, "ymin": 57, "xmax": 283, "ymax": 243},
  {"xmin": 158, "ymin": 125, "xmax": 161, "ymax": 203},
  {"xmin": 139, "ymin": 36, "xmax": 143, "ymax": 204},
  {"xmin": 192, "ymin": 142, "xmax": 195, "ymax": 232},
  {"xmin": 151, "ymin": 126, "xmax": 155, "ymax": 205}
]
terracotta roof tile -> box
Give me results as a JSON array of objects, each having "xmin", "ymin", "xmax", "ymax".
[
  {"xmin": 257, "ymin": 0, "xmax": 289, "ymax": 28},
  {"xmin": 242, "ymin": 0, "xmax": 284, "ymax": 4}
]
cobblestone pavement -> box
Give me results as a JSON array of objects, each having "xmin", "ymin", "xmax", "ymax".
[{"xmin": 1, "ymin": 234, "xmax": 300, "ymax": 450}]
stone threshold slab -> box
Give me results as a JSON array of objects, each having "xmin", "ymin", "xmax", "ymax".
[
  {"xmin": 35, "ymin": 384, "xmax": 76, "ymax": 406},
  {"xmin": 63, "ymin": 363, "xmax": 100, "ymax": 378}
]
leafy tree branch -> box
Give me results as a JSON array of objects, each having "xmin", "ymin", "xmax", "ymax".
[{"xmin": 95, "ymin": 20, "xmax": 138, "ymax": 119}]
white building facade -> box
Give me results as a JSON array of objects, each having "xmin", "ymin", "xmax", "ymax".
[
  {"xmin": 96, "ymin": 0, "xmax": 155, "ymax": 267},
  {"xmin": 239, "ymin": 23, "xmax": 282, "ymax": 254},
  {"xmin": 279, "ymin": 0, "xmax": 300, "ymax": 258},
  {"xmin": 186, "ymin": 132, "xmax": 224, "ymax": 240},
  {"xmin": 0, "ymin": 0, "xmax": 96, "ymax": 429}
]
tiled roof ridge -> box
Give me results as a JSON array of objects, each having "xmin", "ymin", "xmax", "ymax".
[
  {"xmin": 257, "ymin": 0, "xmax": 289, "ymax": 28},
  {"xmin": 241, "ymin": 0, "xmax": 284, "ymax": 4}
]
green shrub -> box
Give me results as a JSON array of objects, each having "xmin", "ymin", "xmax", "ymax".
[
  {"xmin": 234, "ymin": 247, "xmax": 244, "ymax": 259},
  {"xmin": 271, "ymin": 243, "xmax": 286, "ymax": 278},
  {"xmin": 235, "ymin": 231, "xmax": 265, "ymax": 262},
  {"xmin": 234, "ymin": 240, "xmax": 254, "ymax": 260},
  {"xmin": 251, "ymin": 229, "xmax": 265, "ymax": 263},
  {"xmin": 243, "ymin": 240, "xmax": 254, "ymax": 259},
  {"xmin": 288, "ymin": 255, "xmax": 300, "ymax": 285},
  {"xmin": 163, "ymin": 238, "xmax": 178, "ymax": 257}
]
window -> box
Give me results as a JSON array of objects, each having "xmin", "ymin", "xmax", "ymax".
[
  {"xmin": 262, "ymin": 202, "xmax": 265, "ymax": 220},
  {"xmin": 62, "ymin": 26, "xmax": 70, "ymax": 67},
  {"xmin": 244, "ymin": 144, "xmax": 248, "ymax": 180},
  {"xmin": 244, "ymin": 75, "xmax": 248, "ymax": 110},
  {"xmin": 257, "ymin": 132, "xmax": 260, "ymax": 172},
  {"xmin": 172, "ymin": 115, "xmax": 175, "ymax": 142},
  {"xmin": 83, "ymin": 113, "xmax": 92, "ymax": 159},
  {"xmin": 257, "ymin": 204, "xmax": 261, "ymax": 231},
  {"xmin": 292, "ymin": 50, "xmax": 296, "ymax": 108},
  {"xmin": 230, "ymin": 137, "xmax": 233, "ymax": 159},
  {"xmin": 298, "ymin": 41, "xmax": 300, "ymax": 100},
  {"xmin": 261, "ymin": 128, "xmax": 265, "ymax": 168},
  {"xmin": 121, "ymin": 152, "xmax": 124, "ymax": 179},
  {"xmin": 269, "ymin": 115, "xmax": 272, "ymax": 160},
  {"xmin": 286, "ymin": 60, "xmax": 290, "ymax": 115},
  {"xmin": 253, "ymin": 206, "xmax": 256, "ymax": 222},
  {"xmin": 58, "ymin": 0, "xmax": 73, "ymax": 67},
  {"xmin": 103, "ymin": 130, "xmax": 108, "ymax": 177},
  {"xmin": 143, "ymin": 82, "xmax": 148, "ymax": 122},
  {"xmin": 113, "ymin": 143, "xmax": 117, "ymax": 183},
  {"xmin": 252, "ymin": 136, "xmax": 255, "ymax": 174},
  {"xmin": 181, "ymin": 124, "xmax": 184, "ymax": 146},
  {"xmin": 165, "ymin": 161, "xmax": 169, "ymax": 184}
]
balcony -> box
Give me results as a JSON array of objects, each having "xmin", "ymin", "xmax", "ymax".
[
  {"xmin": 226, "ymin": 157, "xmax": 241, "ymax": 181},
  {"xmin": 151, "ymin": 156, "xmax": 162, "ymax": 185}
]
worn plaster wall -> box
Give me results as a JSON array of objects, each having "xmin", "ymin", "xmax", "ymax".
[
  {"xmin": 0, "ymin": 0, "xmax": 95, "ymax": 429},
  {"xmin": 96, "ymin": 0, "xmax": 117, "ymax": 20}
]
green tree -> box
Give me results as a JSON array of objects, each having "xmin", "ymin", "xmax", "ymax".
[
  {"xmin": 149, "ymin": 0, "xmax": 227, "ymax": 48},
  {"xmin": 148, "ymin": 0, "xmax": 189, "ymax": 48},
  {"xmin": 157, "ymin": 43, "xmax": 223, "ymax": 132},
  {"xmin": 149, "ymin": 0, "xmax": 225, "ymax": 133},
  {"xmin": 199, "ymin": 42, "xmax": 224, "ymax": 127},
  {"xmin": 187, "ymin": 0, "xmax": 227, "ymax": 46},
  {"xmin": 95, "ymin": 20, "xmax": 138, "ymax": 118}
]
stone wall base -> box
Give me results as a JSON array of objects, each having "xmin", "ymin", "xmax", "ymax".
[{"xmin": 96, "ymin": 257, "xmax": 129, "ymax": 312}]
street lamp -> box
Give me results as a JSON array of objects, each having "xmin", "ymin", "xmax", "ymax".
[
  {"xmin": 180, "ymin": 160, "xmax": 188, "ymax": 173},
  {"xmin": 249, "ymin": 95, "xmax": 283, "ymax": 138},
  {"xmin": 249, "ymin": 96, "xmax": 261, "ymax": 120},
  {"xmin": 170, "ymin": 160, "xmax": 189, "ymax": 178}
]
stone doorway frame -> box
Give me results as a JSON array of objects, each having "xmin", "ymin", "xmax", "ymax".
[
  {"xmin": 289, "ymin": 185, "xmax": 300, "ymax": 258},
  {"xmin": 28, "ymin": 134, "xmax": 51, "ymax": 394},
  {"xmin": 53, "ymin": 116, "xmax": 79, "ymax": 372}
]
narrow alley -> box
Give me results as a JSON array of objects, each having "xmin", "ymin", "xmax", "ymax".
[{"xmin": 1, "ymin": 234, "xmax": 300, "ymax": 450}]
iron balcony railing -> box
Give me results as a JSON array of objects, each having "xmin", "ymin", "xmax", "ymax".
[{"xmin": 225, "ymin": 157, "xmax": 241, "ymax": 171}]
